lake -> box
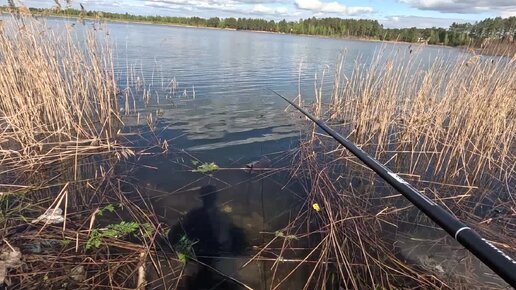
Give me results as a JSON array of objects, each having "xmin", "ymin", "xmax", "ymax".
[
  {"xmin": 101, "ymin": 21, "xmax": 478, "ymax": 289},
  {"xmin": 30, "ymin": 17, "xmax": 488, "ymax": 289}
]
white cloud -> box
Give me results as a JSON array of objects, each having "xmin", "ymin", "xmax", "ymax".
[
  {"xmin": 500, "ymin": 9, "xmax": 516, "ymax": 18},
  {"xmin": 145, "ymin": 0, "xmax": 241, "ymax": 13},
  {"xmin": 401, "ymin": 0, "xmax": 516, "ymax": 15},
  {"xmin": 382, "ymin": 15, "xmax": 469, "ymax": 28},
  {"xmin": 144, "ymin": 0, "xmax": 297, "ymax": 17},
  {"xmin": 251, "ymin": 4, "xmax": 289, "ymax": 15},
  {"xmin": 295, "ymin": 0, "xmax": 373, "ymax": 15}
]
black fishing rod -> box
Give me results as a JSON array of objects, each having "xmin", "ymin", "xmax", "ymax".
[{"xmin": 270, "ymin": 89, "xmax": 516, "ymax": 287}]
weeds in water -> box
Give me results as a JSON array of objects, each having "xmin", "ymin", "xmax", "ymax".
[
  {"xmin": 193, "ymin": 162, "xmax": 220, "ymax": 173},
  {"xmin": 0, "ymin": 15, "xmax": 130, "ymax": 185},
  {"xmin": 141, "ymin": 222, "xmax": 155, "ymax": 238},
  {"xmin": 96, "ymin": 204, "xmax": 117, "ymax": 216},
  {"xmin": 274, "ymin": 231, "xmax": 299, "ymax": 240},
  {"xmin": 86, "ymin": 221, "xmax": 140, "ymax": 250},
  {"xmin": 0, "ymin": 15, "xmax": 182, "ymax": 289},
  {"xmin": 174, "ymin": 235, "xmax": 196, "ymax": 264}
]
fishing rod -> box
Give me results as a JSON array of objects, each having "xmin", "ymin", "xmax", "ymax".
[{"xmin": 270, "ymin": 89, "xmax": 516, "ymax": 287}]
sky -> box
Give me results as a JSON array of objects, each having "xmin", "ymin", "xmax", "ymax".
[{"xmin": 19, "ymin": 0, "xmax": 516, "ymax": 28}]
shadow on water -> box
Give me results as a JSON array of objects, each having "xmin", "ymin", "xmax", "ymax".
[
  {"xmin": 131, "ymin": 141, "xmax": 315, "ymax": 289},
  {"xmin": 168, "ymin": 185, "xmax": 248, "ymax": 289}
]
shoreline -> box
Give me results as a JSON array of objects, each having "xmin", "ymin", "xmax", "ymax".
[
  {"xmin": 3, "ymin": 12, "xmax": 512, "ymax": 57},
  {"xmin": 7, "ymin": 12, "xmax": 454, "ymax": 49}
]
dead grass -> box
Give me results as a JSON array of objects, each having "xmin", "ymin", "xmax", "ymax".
[
  {"xmin": 262, "ymin": 49, "xmax": 515, "ymax": 289},
  {"xmin": 0, "ymin": 15, "xmax": 129, "ymax": 181},
  {"xmin": 1, "ymin": 155, "xmax": 182, "ymax": 289},
  {"xmin": 0, "ymin": 16, "xmax": 180, "ymax": 289},
  {"xmin": 329, "ymin": 50, "xmax": 515, "ymax": 186}
]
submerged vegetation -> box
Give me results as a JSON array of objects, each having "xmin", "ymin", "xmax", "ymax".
[{"xmin": 193, "ymin": 162, "xmax": 220, "ymax": 173}]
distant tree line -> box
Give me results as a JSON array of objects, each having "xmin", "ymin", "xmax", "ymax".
[{"xmin": 1, "ymin": 6, "xmax": 515, "ymax": 47}]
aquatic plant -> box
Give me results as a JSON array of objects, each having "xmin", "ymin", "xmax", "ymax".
[
  {"xmin": 86, "ymin": 221, "xmax": 140, "ymax": 250},
  {"xmin": 274, "ymin": 230, "xmax": 298, "ymax": 241},
  {"xmin": 96, "ymin": 204, "xmax": 117, "ymax": 216},
  {"xmin": 0, "ymin": 16, "xmax": 180, "ymax": 289},
  {"xmin": 193, "ymin": 162, "xmax": 220, "ymax": 173},
  {"xmin": 174, "ymin": 235, "xmax": 196, "ymax": 264}
]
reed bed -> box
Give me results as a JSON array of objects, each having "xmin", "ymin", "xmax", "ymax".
[
  {"xmin": 478, "ymin": 40, "xmax": 516, "ymax": 58},
  {"xmin": 1, "ymin": 155, "xmax": 184, "ymax": 289},
  {"xmin": 330, "ymin": 50, "xmax": 515, "ymax": 183},
  {"xmin": 0, "ymin": 16, "xmax": 129, "ymax": 183},
  {"xmin": 0, "ymin": 16, "xmax": 181, "ymax": 289},
  {"xmin": 264, "ymin": 49, "xmax": 515, "ymax": 289}
]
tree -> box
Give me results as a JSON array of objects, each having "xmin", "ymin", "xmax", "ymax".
[{"xmin": 207, "ymin": 17, "xmax": 219, "ymax": 28}]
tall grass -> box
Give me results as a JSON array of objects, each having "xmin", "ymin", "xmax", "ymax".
[
  {"xmin": 272, "ymin": 48, "xmax": 516, "ymax": 289},
  {"xmin": 0, "ymin": 16, "xmax": 126, "ymax": 179},
  {"xmin": 0, "ymin": 16, "xmax": 176, "ymax": 289},
  {"xmin": 330, "ymin": 49, "xmax": 515, "ymax": 188}
]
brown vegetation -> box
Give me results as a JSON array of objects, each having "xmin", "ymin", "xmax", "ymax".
[
  {"xmin": 479, "ymin": 39, "xmax": 516, "ymax": 58},
  {"xmin": 0, "ymin": 16, "xmax": 130, "ymax": 177},
  {"xmin": 261, "ymin": 50, "xmax": 515, "ymax": 289},
  {"xmin": 0, "ymin": 16, "xmax": 181, "ymax": 289}
]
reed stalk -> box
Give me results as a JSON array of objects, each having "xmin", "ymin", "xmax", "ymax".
[{"xmin": 269, "ymin": 48, "xmax": 515, "ymax": 289}]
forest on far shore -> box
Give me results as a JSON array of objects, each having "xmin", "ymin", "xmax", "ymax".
[{"xmin": 1, "ymin": 5, "xmax": 515, "ymax": 47}]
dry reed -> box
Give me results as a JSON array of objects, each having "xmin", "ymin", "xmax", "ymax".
[
  {"xmin": 0, "ymin": 15, "xmax": 129, "ymax": 183},
  {"xmin": 261, "ymin": 48, "xmax": 515, "ymax": 289},
  {"xmin": 0, "ymin": 16, "xmax": 180, "ymax": 289}
]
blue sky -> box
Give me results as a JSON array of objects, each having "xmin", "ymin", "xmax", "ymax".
[{"xmin": 20, "ymin": 0, "xmax": 516, "ymax": 28}]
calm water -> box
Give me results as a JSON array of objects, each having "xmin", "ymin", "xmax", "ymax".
[
  {"xmin": 33, "ymin": 17, "xmax": 484, "ymax": 289},
  {"xmin": 105, "ymin": 24, "xmax": 472, "ymax": 289}
]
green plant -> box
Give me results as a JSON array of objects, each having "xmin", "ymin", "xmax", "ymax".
[
  {"xmin": 174, "ymin": 235, "xmax": 196, "ymax": 264},
  {"xmin": 60, "ymin": 239, "xmax": 71, "ymax": 247},
  {"xmin": 96, "ymin": 204, "xmax": 116, "ymax": 216},
  {"xmin": 86, "ymin": 221, "xmax": 140, "ymax": 250},
  {"xmin": 141, "ymin": 223, "xmax": 155, "ymax": 238},
  {"xmin": 275, "ymin": 230, "xmax": 298, "ymax": 240},
  {"xmin": 193, "ymin": 162, "xmax": 219, "ymax": 173}
]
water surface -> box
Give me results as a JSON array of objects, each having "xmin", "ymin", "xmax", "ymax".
[
  {"xmin": 104, "ymin": 21, "xmax": 470, "ymax": 289},
  {"xmin": 35, "ymin": 17, "xmax": 478, "ymax": 289}
]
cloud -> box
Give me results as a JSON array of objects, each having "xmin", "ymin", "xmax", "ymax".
[
  {"xmin": 400, "ymin": 0, "xmax": 516, "ymax": 15},
  {"xmin": 500, "ymin": 10, "xmax": 516, "ymax": 18},
  {"xmin": 22, "ymin": 0, "xmax": 145, "ymax": 10},
  {"xmin": 145, "ymin": 0, "xmax": 241, "ymax": 14},
  {"xmin": 147, "ymin": 0, "xmax": 279, "ymax": 6},
  {"xmin": 251, "ymin": 4, "xmax": 289, "ymax": 15},
  {"xmin": 144, "ymin": 0, "xmax": 296, "ymax": 16},
  {"xmin": 381, "ymin": 15, "xmax": 469, "ymax": 28},
  {"xmin": 295, "ymin": 0, "xmax": 373, "ymax": 15}
]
